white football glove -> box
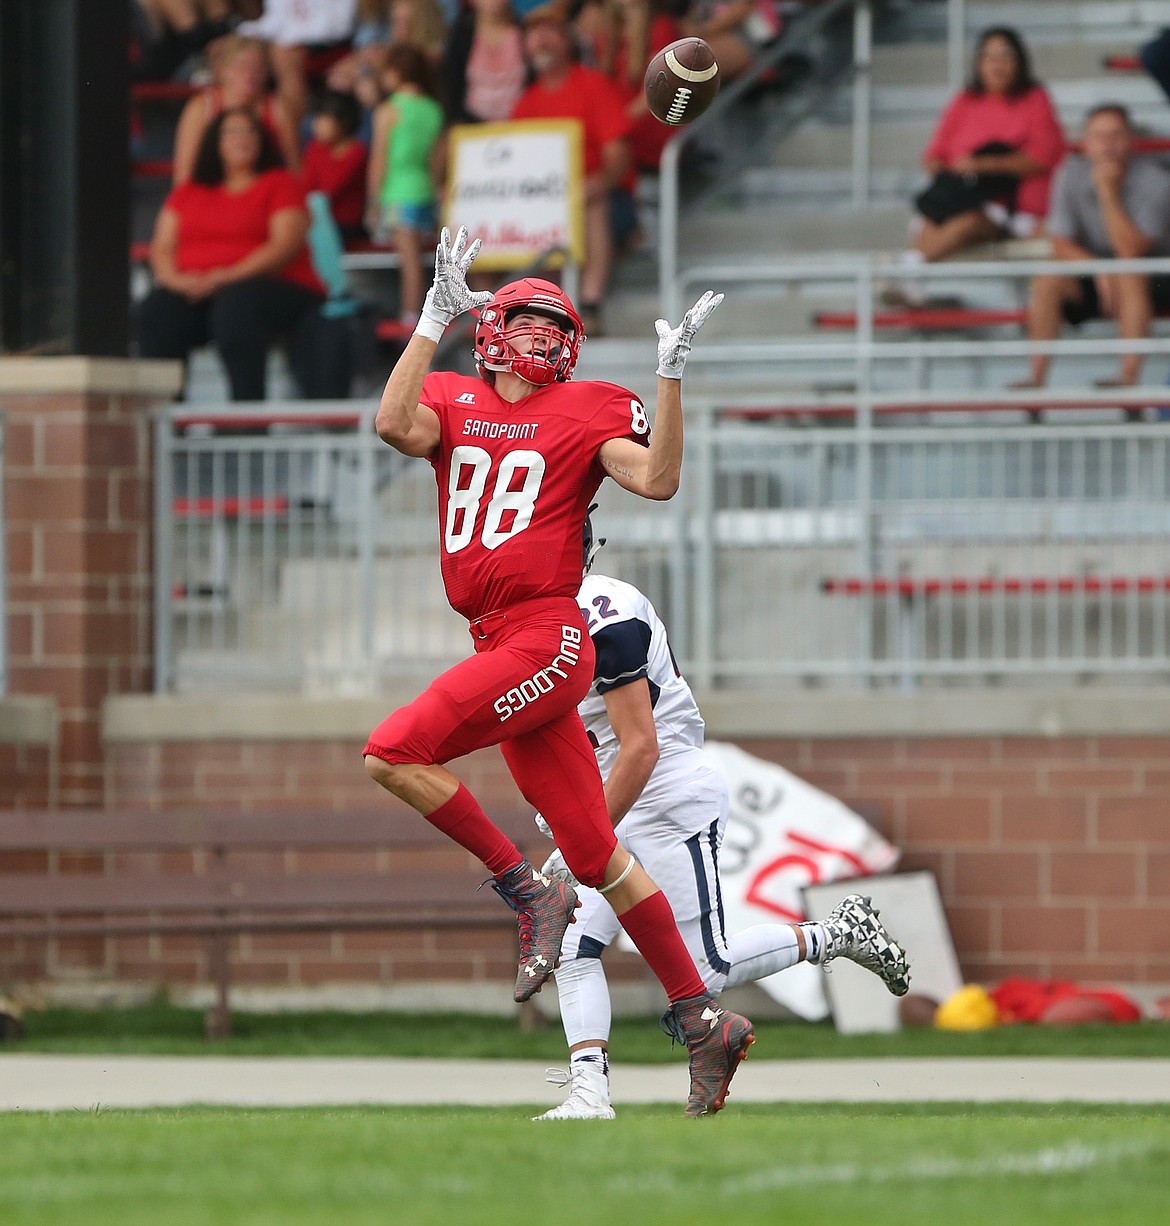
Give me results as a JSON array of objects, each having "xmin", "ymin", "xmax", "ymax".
[
  {"xmin": 416, "ymin": 225, "xmax": 494, "ymax": 342},
  {"xmin": 540, "ymin": 846, "xmax": 579, "ymax": 889},
  {"xmin": 533, "ymin": 812, "xmax": 552, "ymax": 838},
  {"xmin": 655, "ymin": 290, "xmax": 724, "ymax": 380}
]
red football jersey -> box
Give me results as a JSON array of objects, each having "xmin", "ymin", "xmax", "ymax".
[{"xmin": 420, "ymin": 371, "xmax": 651, "ymax": 620}]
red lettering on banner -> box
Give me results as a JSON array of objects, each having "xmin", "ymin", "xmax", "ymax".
[
  {"xmin": 743, "ymin": 835, "xmax": 876, "ymax": 921},
  {"xmin": 744, "ymin": 855, "xmax": 820, "ymax": 922},
  {"xmin": 786, "ymin": 831, "xmax": 872, "ymax": 878}
]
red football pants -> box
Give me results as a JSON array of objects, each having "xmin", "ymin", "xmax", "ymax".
[{"xmin": 364, "ymin": 596, "xmax": 617, "ymax": 888}]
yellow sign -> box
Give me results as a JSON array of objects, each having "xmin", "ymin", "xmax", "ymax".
[{"xmin": 444, "ymin": 120, "xmax": 585, "ymax": 271}]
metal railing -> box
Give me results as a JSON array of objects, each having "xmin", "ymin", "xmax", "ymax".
[
  {"xmin": 658, "ymin": 0, "xmax": 1164, "ymax": 312},
  {"xmin": 672, "ymin": 253, "xmax": 1170, "ymax": 378},
  {"xmin": 154, "ymin": 397, "xmax": 1170, "ymax": 694},
  {"xmin": 658, "ymin": 0, "xmax": 873, "ymax": 311},
  {"xmin": 680, "ymin": 409, "xmax": 1170, "ymax": 690}
]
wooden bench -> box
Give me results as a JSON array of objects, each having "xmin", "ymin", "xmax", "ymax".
[{"xmin": 0, "ymin": 809, "xmax": 541, "ymax": 1038}]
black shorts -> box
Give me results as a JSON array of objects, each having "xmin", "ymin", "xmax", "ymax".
[{"xmin": 1062, "ymin": 273, "xmax": 1170, "ymax": 325}]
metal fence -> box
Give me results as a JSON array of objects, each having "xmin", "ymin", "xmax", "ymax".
[{"xmin": 154, "ymin": 400, "xmax": 1170, "ymax": 694}]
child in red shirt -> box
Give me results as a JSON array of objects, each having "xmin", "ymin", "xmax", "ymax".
[{"xmin": 300, "ymin": 89, "xmax": 370, "ymax": 242}]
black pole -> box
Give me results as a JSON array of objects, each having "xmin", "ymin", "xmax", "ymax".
[{"xmin": 0, "ymin": 0, "xmax": 130, "ymax": 356}]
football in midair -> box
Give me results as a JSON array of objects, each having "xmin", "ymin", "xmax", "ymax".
[{"xmin": 644, "ymin": 37, "xmax": 720, "ymax": 126}]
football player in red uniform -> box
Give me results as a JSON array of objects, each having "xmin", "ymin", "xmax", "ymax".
[{"xmin": 364, "ymin": 226, "xmax": 752, "ymax": 1116}]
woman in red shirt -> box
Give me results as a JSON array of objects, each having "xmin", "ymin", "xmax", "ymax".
[
  {"xmin": 172, "ymin": 35, "xmax": 301, "ymax": 184},
  {"xmin": 897, "ymin": 27, "xmax": 1065, "ymax": 278},
  {"xmin": 139, "ymin": 107, "xmax": 325, "ymax": 401}
]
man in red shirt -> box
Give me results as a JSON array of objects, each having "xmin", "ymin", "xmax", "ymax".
[
  {"xmin": 510, "ymin": 6, "xmax": 635, "ymax": 335},
  {"xmin": 364, "ymin": 226, "xmax": 753, "ymax": 1117}
]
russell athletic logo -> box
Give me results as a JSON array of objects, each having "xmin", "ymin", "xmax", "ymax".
[{"xmin": 493, "ymin": 624, "xmax": 583, "ymax": 722}]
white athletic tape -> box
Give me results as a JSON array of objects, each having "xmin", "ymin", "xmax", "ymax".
[{"xmin": 597, "ymin": 852, "xmax": 637, "ymax": 895}]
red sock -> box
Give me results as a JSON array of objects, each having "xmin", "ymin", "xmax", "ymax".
[
  {"xmin": 424, "ymin": 783, "xmax": 521, "ymax": 878},
  {"xmin": 616, "ymin": 891, "xmax": 706, "ymax": 1003}
]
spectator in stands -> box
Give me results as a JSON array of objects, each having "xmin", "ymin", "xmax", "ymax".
[
  {"xmin": 342, "ymin": 0, "xmax": 450, "ymax": 63},
  {"xmin": 1139, "ymin": 28, "xmax": 1170, "ymax": 104},
  {"xmin": 680, "ymin": 0, "xmax": 782, "ymax": 85},
  {"xmin": 139, "ymin": 107, "xmax": 326, "ymax": 400},
  {"xmin": 235, "ymin": 0, "xmax": 362, "ymax": 131},
  {"xmin": 887, "ymin": 27, "xmax": 1065, "ymax": 303},
  {"xmin": 511, "ymin": 3, "xmax": 636, "ymax": 335},
  {"xmin": 324, "ymin": 0, "xmax": 450, "ymax": 139},
  {"xmin": 444, "ymin": 0, "xmax": 527, "ymax": 126},
  {"xmin": 132, "ymin": 0, "xmax": 247, "ymax": 81},
  {"xmin": 1014, "ymin": 103, "xmax": 1170, "ymax": 390},
  {"xmin": 366, "ymin": 45, "xmax": 446, "ymax": 325},
  {"xmin": 581, "ymin": 0, "xmax": 684, "ymax": 175},
  {"xmin": 172, "ymin": 35, "xmax": 301, "ymax": 181},
  {"xmin": 300, "ymin": 88, "xmax": 369, "ymax": 240}
]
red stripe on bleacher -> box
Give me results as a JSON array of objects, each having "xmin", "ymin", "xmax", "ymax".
[
  {"xmin": 814, "ymin": 308, "xmax": 1026, "ymax": 330},
  {"xmin": 1101, "ymin": 55, "xmax": 1142, "ymax": 72},
  {"xmin": 375, "ymin": 319, "xmax": 414, "ymax": 343},
  {"xmin": 172, "ymin": 414, "xmax": 362, "ymax": 429},
  {"xmin": 822, "ymin": 576, "xmax": 1170, "ymax": 597},
  {"xmin": 131, "ymin": 81, "xmax": 199, "ymax": 103},
  {"xmin": 133, "ymin": 159, "xmax": 175, "ymax": 178},
  {"xmin": 172, "ymin": 496, "xmax": 290, "ymax": 519},
  {"xmin": 1066, "ymin": 135, "xmax": 1170, "ymax": 154},
  {"xmin": 721, "ymin": 397, "xmax": 1158, "ymax": 419}
]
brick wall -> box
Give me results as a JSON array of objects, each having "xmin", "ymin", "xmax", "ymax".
[
  {"xmin": 0, "ymin": 697, "xmax": 57, "ymax": 808},
  {"xmin": 72, "ymin": 728, "xmax": 1170, "ymax": 995},
  {"xmin": 737, "ymin": 735, "xmax": 1170, "ymax": 986},
  {"xmin": 0, "ymin": 741, "xmax": 52, "ymax": 807},
  {"xmin": 1, "ymin": 360, "xmax": 179, "ymax": 804}
]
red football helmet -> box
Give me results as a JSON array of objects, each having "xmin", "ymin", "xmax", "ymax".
[{"xmin": 473, "ymin": 278, "xmax": 584, "ymax": 385}]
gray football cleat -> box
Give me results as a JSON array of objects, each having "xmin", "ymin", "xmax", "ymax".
[
  {"xmin": 491, "ymin": 860, "xmax": 579, "ymax": 1002},
  {"xmin": 660, "ymin": 994, "xmax": 755, "ymax": 1118}
]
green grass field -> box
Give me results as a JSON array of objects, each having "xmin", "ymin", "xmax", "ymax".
[
  {"xmin": 7, "ymin": 1002, "xmax": 1170, "ymax": 1059},
  {"xmin": 0, "ymin": 1104, "xmax": 1167, "ymax": 1226}
]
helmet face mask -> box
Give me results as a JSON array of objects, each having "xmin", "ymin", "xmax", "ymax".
[
  {"xmin": 582, "ymin": 503, "xmax": 605, "ymax": 575},
  {"xmin": 474, "ymin": 278, "xmax": 584, "ymax": 385}
]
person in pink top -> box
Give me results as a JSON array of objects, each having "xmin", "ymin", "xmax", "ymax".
[
  {"xmin": 445, "ymin": 0, "xmax": 528, "ymax": 126},
  {"xmin": 888, "ymin": 27, "xmax": 1065, "ymax": 300},
  {"xmin": 510, "ymin": 5, "xmax": 635, "ymax": 335}
]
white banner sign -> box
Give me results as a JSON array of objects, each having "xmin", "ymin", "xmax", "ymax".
[
  {"xmin": 444, "ymin": 120, "xmax": 585, "ymax": 271},
  {"xmin": 703, "ymin": 741, "xmax": 901, "ymax": 1020}
]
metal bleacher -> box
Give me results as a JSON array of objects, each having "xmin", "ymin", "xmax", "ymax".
[{"xmin": 139, "ymin": 1, "xmax": 1170, "ymax": 694}]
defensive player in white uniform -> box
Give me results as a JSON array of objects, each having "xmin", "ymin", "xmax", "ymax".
[{"xmin": 534, "ymin": 513, "xmax": 912, "ymax": 1120}]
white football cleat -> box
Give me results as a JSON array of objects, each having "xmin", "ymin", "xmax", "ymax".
[
  {"xmin": 533, "ymin": 1062, "xmax": 616, "ymax": 1121},
  {"xmin": 820, "ymin": 894, "xmax": 911, "ymax": 997}
]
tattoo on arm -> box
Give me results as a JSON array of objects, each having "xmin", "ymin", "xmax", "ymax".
[{"xmin": 601, "ymin": 456, "xmax": 636, "ymax": 480}]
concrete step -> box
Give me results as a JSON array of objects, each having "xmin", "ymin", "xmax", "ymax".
[
  {"xmin": 680, "ymin": 203, "xmax": 912, "ymax": 256},
  {"xmin": 928, "ymin": 1, "xmax": 1165, "ymax": 39},
  {"xmin": 859, "ymin": 76, "xmax": 1168, "ymax": 127},
  {"xmin": 770, "ymin": 119, "xmax": 936, "ymax": 170},
  {"xmin": 871, "ymin": 39, "xmax": 1150, "ymax": 87}
]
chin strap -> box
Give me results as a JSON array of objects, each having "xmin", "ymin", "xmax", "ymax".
[{"xmin": 597, "ymin": 851, "xmax": 638, "ymax": 896}]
